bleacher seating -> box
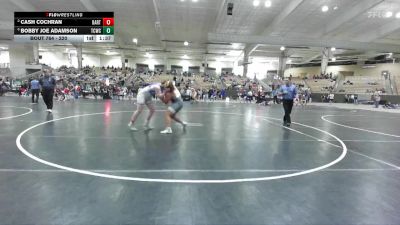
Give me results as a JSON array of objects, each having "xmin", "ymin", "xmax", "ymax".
[
  {"xmin": 338, "ymin": 76, "xmax": 385, "ymax": 94},
  {"xmin": 289, "ymin": 77, "xmax": 305, "ymax": 86},
  {"xmin": 305, "ymin": 79, "xmax": 336, "ymax": 93},
  {"xmin": 3, "ymin": 64, "xmax": 260, "ymax": 96},
  {"xmin": 0, "ymin": 68, "xmax": 11, "ymax": 76}
]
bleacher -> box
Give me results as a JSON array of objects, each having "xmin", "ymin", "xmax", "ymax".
[
  {"xmin": 289, "ymin": 77, "xmax": 305, "ymax": 86},
  {"xmin": 142, "ymin": 74, "xmax": 171, "ymax": 84},
  {"xmin": 0, "ymin": 68, "xmax": 11, "ymax": 76},
  {"xmin": 193, "ymin": 77, "xmax": 215, "ymax": 89},
  {"xmin": 137, "ymin": 73, "xmax": 219, "ymax": 90},
  {"xmin": 338, "ymin": 76, "xmax": 385, "ymax": 94},
  {"xmin": 305, "ymin": 79, "xmax": 336, "ymax": 93},
  {"xmin": 3, "ymin": 63, "xmax": 265, "ymax": 94}
]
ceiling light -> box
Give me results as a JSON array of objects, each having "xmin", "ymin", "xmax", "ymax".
[
  {"xmin": 332, "ymin": 57, "xmax": 336, "ymax": 62},
  {"xmin": 184, "ymin": 41, "xmax": 189, "ymax": 46},
  {"xmin": 265, "ymin": 0, "xmax": 272, "ymax": 8},
  {"xmin": 132, "ymin": 38, "xmax": 138, "ymax": 44},
  {"xmin": 227, "ymin": 50, "xmax": 240, "ymax": 56},
  {"xmin": 331, "ymin": 47, "xmax": 336, "ymax": 52},
  {"xmin": 333, "ymin": 6, "xmax": 338, "ymax": 10},
  {"xmin": 180, "ymin": 0, "xmax": 185, "ymax": 1},
  {"xmin": 385, "ymin": 11, "xmax": 393, "ymax": 18},
  {"xmin": 253, "ymin": 0, "xmax": 260, "ymax": 7},
  {"xmin": 105, "ymin": 50, "xmax": 118, "ymax": 55},
  {"xmin": 280, "ymin": 46, "xmax": 285, "ymax": 51},
  {"xmin": 232, "ymin": 43, "xmax": 239, "ymax": 49},
  {"xmin": 322, "ymin": 5, "xmax": 329, "ymax": 12},
  {"xmin": 396, "ymin": 12, "xmax": 400, "ymax": 19},
  {"xmin": 192, "ymin": 0, "xmax": 197, "ymax": 2}
]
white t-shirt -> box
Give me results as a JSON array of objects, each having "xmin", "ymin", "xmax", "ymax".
[
  {"xmin": 140, "ymin": 83, "xmax": 161, "ymax": 95},
  {"xmin": 174, "ymin": 87, "xmax": 181, "ymax": 99},
  {"xmin": 374, "ymin": 91, "xmax": 381, "ymax": 101}
]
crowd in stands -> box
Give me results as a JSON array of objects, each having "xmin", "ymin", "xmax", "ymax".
[
  {"xmin": 306, "ymin": 78, "xmax": 335, "ymax": 93},
  {"xmin": 4, "ymin": 65, "xmax": 399, "ymax": 108},
  {"xmin": 1, "ymin": 65, "xmax": 239, "ymax": 103},
  {"xmin": 337, "ymin": 76, "xmax": 386, "ymax": 94},
  {"xmin": 100, "ymin": 65, "xmax": 135, "ymax": 73},
  {"xmin": 342, "ymin": 80, "xmax": 354, "ymax": 85},
  {"xmin": 5, "ymin": 64, "xmax": 286, "ymax": 107},
  {"xmin": 311, "ymin": 72, "xmax": 335, "ymax": 80},
  {"xmin": 0, "ymin": 76, "xmax": 12, "ymax": 96}
]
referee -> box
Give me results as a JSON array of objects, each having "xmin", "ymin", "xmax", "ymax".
[
  {"xmin": 279, "ymin": 78, "xmax": 297, "ymax": 127},
  {"xmin": 39, "ymin": 70, "xmax": 56, "ymax": 113}
]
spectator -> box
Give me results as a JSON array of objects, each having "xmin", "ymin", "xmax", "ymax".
[
  {"xmin": 373, "ymin": 89, "xmax": 381, "ymax": 108},
  {"xmin": 30, "ymin": 77, "xmax": 40, "ymax": 103},
  {"xmin": 328, "ymin": 92, "xmax": 334, "ymax": 103}
]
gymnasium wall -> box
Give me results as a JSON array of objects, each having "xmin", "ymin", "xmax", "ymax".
[
  {"xmin": 9, "ymin": 44, "xmax": 36, "ymax": 76},
  {"xmin": 6, "ymin": 46, "xmax": 278, "ymax": 78},
  {"xmin": 36, "ymin": 52, "xmax": 237, "ymax": 75},
  {"xmin": 39, "ymin": 51, "xmax": 72, "ymax": 68},
  {"xmin": 0, "ymin": 50, "xmax": 10, "ymax": 65},
  {"xmin": 99, "ymin": 56, "xmax": 235, "ymax": 74},
  {"xmin": 36, "ymin": 51, "xmax": 279, "ymax": 77},
  {"xmin": 99, "ymin": 55, "xmax": 120, "ymax": 67},
  {"xmin": 82, "ymin": 54, "xmax": 101, "ymax": 67},
  {"xmin": 284, "ymin": 63, "xmax": 400, "ymax": 78},
  {"xmin": 247, "ymin": 61, "xmax": 279, "ymax": 80}
]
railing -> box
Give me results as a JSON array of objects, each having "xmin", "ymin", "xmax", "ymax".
[
  {"xmin": 334, "ymin": 75, "xmax": 344, "ymax": 93},
  {"xmin": 391, "ymin": 76, "xmax": 399, "ymax": 95},
  {"xmin": 0, "ymin": 68, "xmax": 11, "ymax": 76},
  {"xmin": 14, "ymin": 70, "xmax": 42, "ymax": 81},
  {"xmin": 385, "ymin": 76, "xmax": 393, "ymax": 95},
  {"xmin": 0, "ymin": 63, "xmax": 10, "ymax": 68},
  {"xmin": 258, "ymin": 79, "xmax": 270, "ymax": 91}
]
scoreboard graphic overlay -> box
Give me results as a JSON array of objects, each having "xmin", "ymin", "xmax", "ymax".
[{"xmin": 14, "ymin": 12, "xmax": 114, "ymax": 43}]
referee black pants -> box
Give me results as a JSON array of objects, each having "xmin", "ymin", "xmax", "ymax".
[
  {"xmin": 31, "ymin": 89, "xmax": 39, "ymax": 103},
  {"xmin": 42, "ymin": 89, "xmax": 54, "ymax": 110},
  {"xmin": 282, "ymin": 99, "xmax": 294, "ymax": 124},
  {"xmin": 273, "ymin": 96, "xmax": 280, "ymax": 104}
]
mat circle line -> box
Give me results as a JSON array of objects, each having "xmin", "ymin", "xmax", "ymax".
[
  {"xmin": 16, "ymin": 110, "xmax": 347, "ymax": 183},
  {"xmin": 0, "ymin": 106, "xmax": 33, "ymax": 120},
  {"xmin": 321, "ymin": 115, "xmax": 400, "ymax": 138}
]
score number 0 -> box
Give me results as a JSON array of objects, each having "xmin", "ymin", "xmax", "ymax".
[
  {"xmin": 103, "ymin": 18, "xmax": 114, "ymax": 26},
  {"xmin": 102, "ymin": 18, "xmax": 114, "ymax": 35}
]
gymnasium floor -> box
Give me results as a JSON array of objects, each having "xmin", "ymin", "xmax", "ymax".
[{"xmin": 1, "ymin": 96, "xmax": 400, "ymax": 225}]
